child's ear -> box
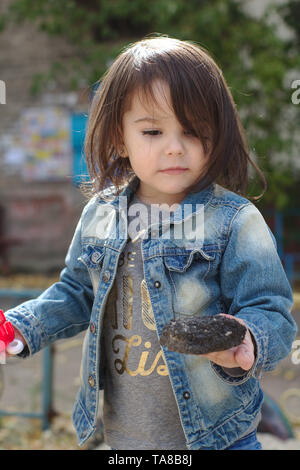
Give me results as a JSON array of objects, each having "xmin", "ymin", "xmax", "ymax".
[
  {"xmin": 116, "ymin": 125, "xmax": 128, "ymax": 158},
  {"xmin": 118, "ymin": 145, "xmax": 129, "ymax": 159},
  {"xmin": 119, "ymin": 148, "xmax": 127, "ymax": 158}
]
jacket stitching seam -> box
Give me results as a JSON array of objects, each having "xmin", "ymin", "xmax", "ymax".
[
  {"xmin": 188, "ymin": 394, "xmax": 258, "ymax": 445},
  {"xmin": 224, "ymin": 203, "xmax": 252, "ymax": 245},
  {"xmin": 47, "ymin": 321, "xmax": 90, "ymax": 340}
]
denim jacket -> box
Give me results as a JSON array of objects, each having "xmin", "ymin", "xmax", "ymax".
[{"xmin": 5, "ymin": 177, "xmax": 297, "ymax": 450}]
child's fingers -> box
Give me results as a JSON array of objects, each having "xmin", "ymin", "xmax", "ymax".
[
  {"xmin": 234, "ymin": 339, "xmax": 255, "ymax": 371},
  {"xmin": 6, "ymin": 327, "xmax": 26, "ymax": 357},
  {"xmin": 202, "ymin": 326, "xmax": 255, "ymax": 370},
  {"xmin": 204, "ymin": 344, "xmax": 254, "ymax": 370},
  {"xmin": 203, "ymin": 348, "xmax": 239, "ymax": 368},
  {"xmin": 218, "ymin": 313, "xmax": 255, "ymax": 367},
  {"xmin": 200, "ymin": 314, "xmax": 255, "ymax": 369}
]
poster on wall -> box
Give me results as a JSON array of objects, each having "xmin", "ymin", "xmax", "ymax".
[{"xmin": 17, "ymin": 106, "xmax": 72, "ymax": 181}]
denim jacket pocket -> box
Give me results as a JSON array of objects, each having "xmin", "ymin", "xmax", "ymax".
[
  {"xmin": 163, "ymin": 248, "xmax": 215, "ymax": 273},
  {"xmin": 163, "ymin": 248, "xmax": 216, "ymax": 316},
  {"xmin": 210, "ymin": 361, "xmax": 260, "ymax": 407},
  {"xmin": 78, "ymin": 244, "xmax": 105, "ymax": 295}
]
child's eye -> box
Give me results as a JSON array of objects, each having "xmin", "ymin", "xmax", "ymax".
[
  {"xmin": 142, "ymin": 130, "xmax": 161, "ymax": 136},
  {"xmin": 184, "ymin": 129, "xmax": 197, "ymax": 137}
]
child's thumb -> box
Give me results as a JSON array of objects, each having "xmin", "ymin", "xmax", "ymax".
[{"xmin": 234, "ymin": 344, "xmax": 254, "ymax": 371}]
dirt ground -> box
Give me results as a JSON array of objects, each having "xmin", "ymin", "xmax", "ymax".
[{"xmin": 0, "ymin": 281, "xmax": 299, "ymax": 450}]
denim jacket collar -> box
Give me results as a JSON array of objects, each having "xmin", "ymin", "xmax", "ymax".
[
  {"xmin": 100, "ymin": 175, "xmax": 214, "ymax": 221},
  {"xmin": 118, "ymin": 175, "xmax": 212, "ymax": 209},
  {"xmin": 94, "ymin": 176, "xmax": 214, "ymax": 248}
]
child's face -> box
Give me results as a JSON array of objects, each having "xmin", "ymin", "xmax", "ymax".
[{"xmin": 121, "ymin": 80, "xmax": 209, "ymax": 205}]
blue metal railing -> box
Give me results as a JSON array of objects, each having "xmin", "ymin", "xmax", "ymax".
[{"xmin": 264, "ymin": 210, "xmax": 300, "ymax": 289}]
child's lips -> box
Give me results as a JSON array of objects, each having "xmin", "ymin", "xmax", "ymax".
[{"xmin": 159, "ymin": 167, "xmax": 188, "ymax": 175}]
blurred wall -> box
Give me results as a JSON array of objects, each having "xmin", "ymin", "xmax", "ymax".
[
  {"xmin": 0, "ymin": 0, "xmax": 88, "ymax": 135},
  {"xmin": 0, "ymin": 0, "xmax": 89, "ymax": 273},
  {"xmin": 0, "ymin": 178, "xmax": 86, "ymax": 273}
]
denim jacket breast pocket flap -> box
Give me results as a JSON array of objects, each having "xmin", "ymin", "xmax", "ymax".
[
  {"xmin": 78, "ymin": 244, "xmax": 105, "ymax": 269},
  {"xmin": 163, "ymin": 248, "xmax": 215, "ymax": 273},
  {"xmin": 78, "ymin": 245, "xmax": 106, "ymax": 296},
  {"xmin": 162, "ymin": 248, "xmax": 216, "ymax": 316}
]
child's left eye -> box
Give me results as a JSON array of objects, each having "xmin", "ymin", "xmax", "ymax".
[
  {"xmin": 142, "ymin": 130, "xmax": 161, "ymax": 136},
  {"xmin": 141, "ymin": 129, "xmax": 197, "ymax": 138},
  {"xmin": 184, "ymin": 130, "xmax": 196, "ymax": 137}
]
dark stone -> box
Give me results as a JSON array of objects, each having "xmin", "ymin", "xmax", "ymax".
[{"xmin": 159, "ymin": 315, "xmax": 247, "ymax": 355}]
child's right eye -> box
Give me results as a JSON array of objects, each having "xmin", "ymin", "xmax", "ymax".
[{"xmin": 142, "ymin": 130, "xmax": 161, "ymax": 136}]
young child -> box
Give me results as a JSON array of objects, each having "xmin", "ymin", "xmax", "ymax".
[{"xmin": 4, "ymin": 36, "xmax": 297, "ymax": 450}]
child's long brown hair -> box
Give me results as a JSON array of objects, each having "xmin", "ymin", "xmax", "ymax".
[{"xmin": 83, "ymin": 35, "xmax": 266, "ymax": 201}]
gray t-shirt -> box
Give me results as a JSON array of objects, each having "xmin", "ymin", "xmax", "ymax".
[
  {"xmin": 102, "ymin": 195, "xmax": 187, "ymax": 450},
  {"xmin": 101, "ymin": 195, "xmax": 260, "ymax": 449}
]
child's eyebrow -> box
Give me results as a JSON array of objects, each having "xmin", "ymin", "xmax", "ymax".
[{"xmin": 134, "ymin": 117, "xmax": 163, "ymax": 124}]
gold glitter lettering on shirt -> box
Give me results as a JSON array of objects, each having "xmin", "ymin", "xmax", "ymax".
[
  {"xmin": 112, "ymin": 334, "xmax": 141, "ymax": 374},
  {"xmin": 105, "ymin": 281, "xmax": 118, "ymax": 329},
  {"xmin": 122, "ymin": 275, "xmax": 133, "ymax": 330},
  {"xmin": 112, "ymin": 334, "xmax": 168, "ymax": 376},
  {"xmin": 141, "ymin": 280, "xmax": 156, "ymax": 331},
  {"xmin": 127, "ymin": 250, "xmax": 136, "ymax": 268},
  {"xmin": 107, "ymin": 242, "xmax": 169, "ymax": 377}
]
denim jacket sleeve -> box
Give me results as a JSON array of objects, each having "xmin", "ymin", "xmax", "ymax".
[
  {"xmin": 4, "ymin": 202, "xmax": 94, "ymax": 357},
  {"xmin": 211, "ymin": 203, "xmax": 298, "ymax": 384}
]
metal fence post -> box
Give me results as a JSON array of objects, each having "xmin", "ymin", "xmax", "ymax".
[{"xmin": 41, "ymin": 344, "xmax": 55, "ymax": 431}]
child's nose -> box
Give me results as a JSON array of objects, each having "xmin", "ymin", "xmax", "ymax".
[{"xmin": 165, "ymin": 135, "xmax": 185, "ymax": 156}]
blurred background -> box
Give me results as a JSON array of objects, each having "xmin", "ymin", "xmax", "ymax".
[{"xmin": 0, "ymin": 0, "xmax": 299, "ymax": 450}]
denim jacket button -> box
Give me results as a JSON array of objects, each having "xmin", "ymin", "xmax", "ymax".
[
  {"xmin": 91, "ymin": 251, "xmax": 102, "ymax": 263},
  {"xmin": 102, "ymin": 271, "xmax": 111, "ymax": 283},
  {"xmin": 90, "ymin": 323, "xmax": 96, "ymax": 334},
  {"xmin": 183, "ymin": 391, "xmax": 190, "ymax": 400},
  {"xmin": 154, "ymin": 280, "xmax": 161, "ymax": 288},
  {"xmin": 88, "ymin": 375, "xmax": 95, "ymax": 388}
]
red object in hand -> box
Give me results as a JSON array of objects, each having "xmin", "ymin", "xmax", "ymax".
[{"xmin": 0, "ymin": 309, "xmax": 15, "ymax": 347}]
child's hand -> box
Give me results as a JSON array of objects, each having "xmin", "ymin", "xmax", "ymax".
[
  {"xmin": 201, "ymin": 314, "xmax": 255, "ymax": 371},
  {"xmin": 6, "ymin": 326, "xmax": 26, "ymax": 357}
]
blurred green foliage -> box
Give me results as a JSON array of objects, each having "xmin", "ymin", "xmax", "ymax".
[
  {"xmin": 279, "ymin": 0, "xmax": 300, "ymax": 46},
  {"xmin": 1, "ymin": 0, "xmax": 300, "ymax": 210}
]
